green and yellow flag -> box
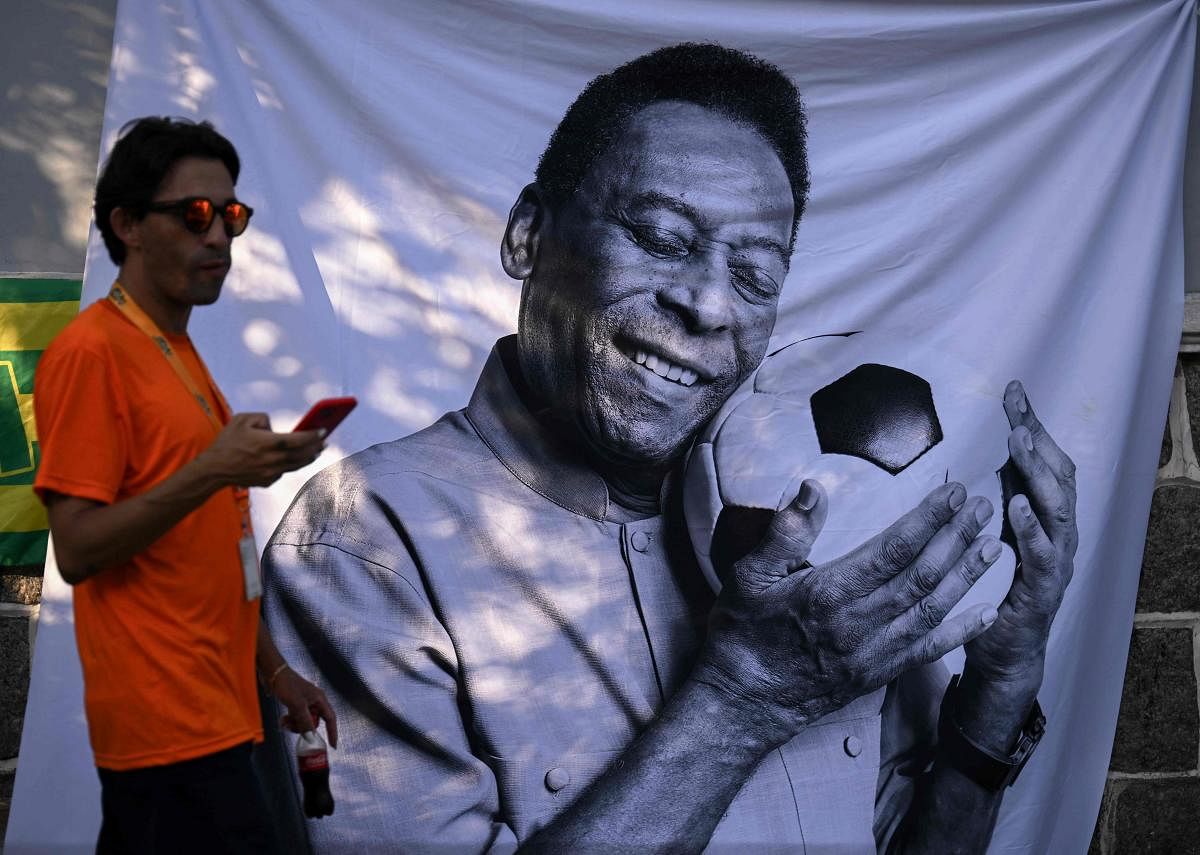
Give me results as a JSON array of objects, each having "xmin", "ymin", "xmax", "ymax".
[{"xmin": 0, "ymin": 276, "xmax": 83, "ymax": 567}]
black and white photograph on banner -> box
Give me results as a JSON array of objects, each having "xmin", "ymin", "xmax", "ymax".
[
  {"xmin": 4, "ymin": 1, "xmax": 1195, "ymax": 853},
  {"xmin": 263, "ymin": 43, "xmax": 1073, "ymax": 853}
]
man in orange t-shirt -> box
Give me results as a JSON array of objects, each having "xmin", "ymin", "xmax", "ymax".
[{"xmin": 34, "ymin": 117, "xmax": 337, "ymax": 855}]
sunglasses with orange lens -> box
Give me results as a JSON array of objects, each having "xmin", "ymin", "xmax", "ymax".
[{"xmin": 144, "ymin": 197, "xmax": 254, "ymax": 237}]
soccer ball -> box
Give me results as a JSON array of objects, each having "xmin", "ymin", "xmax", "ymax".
[{"xmin": 684, "ymin": 329, "xmax": 1016, "ymax": 615}]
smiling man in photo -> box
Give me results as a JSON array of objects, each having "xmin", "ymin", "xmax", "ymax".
[{"xmin": 262, "ymin": 43, "xmax": 1077, "ymax": 853}]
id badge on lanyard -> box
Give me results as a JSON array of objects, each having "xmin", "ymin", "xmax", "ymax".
[
  {"xmin": 108, "ymin": 283, "xmax": 263, "ymax": 601},
  {"xmin": 238, "ymin": 524, "xmax": 262, "ymax": 600},
  {"xmin": 234, "ymin": 486, "xmax": 261, "ymax": 601}
]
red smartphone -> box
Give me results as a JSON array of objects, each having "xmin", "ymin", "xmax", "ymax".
[{"xmin": 293, "ymin": 396, "xmax": 358, "ymax": 435}]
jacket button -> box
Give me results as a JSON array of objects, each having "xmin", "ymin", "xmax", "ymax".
[
  {"xmin": 545, "ymin": 767, "xmax": 571, "ymax": 792},
  {"xmin": 844, "ymin": 735, "xmax": 863, "ymax": 758},
  {"xmin": 631, "ymin": 531, "xmax": 651, "ymax": 552}
]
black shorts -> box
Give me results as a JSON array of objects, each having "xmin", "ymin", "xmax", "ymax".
[{"xmin": 96, "ymin": 742, "xmax": 280, "ymax": 855}]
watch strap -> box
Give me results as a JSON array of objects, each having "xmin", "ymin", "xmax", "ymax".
[{"xmin": 937, "ymin": 673, "xmax": 1046, "ymax": 791}]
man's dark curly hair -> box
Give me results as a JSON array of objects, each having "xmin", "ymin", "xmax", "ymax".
[
  {"xmin": 535, "ymin": 42, "xmax": 810, "ymax": 246},
  {"xmin": 94, "ymin": 116, "xmax": 241, "ymax": 265}
]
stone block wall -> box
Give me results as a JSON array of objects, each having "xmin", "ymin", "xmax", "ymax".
[
  {"xmin": 0, "ymin": 571, "xmax": 41, "ymax": 837},
  {"xmin": 1089, "ymin": 352, "xmax": 1200, "ymax": 854}
]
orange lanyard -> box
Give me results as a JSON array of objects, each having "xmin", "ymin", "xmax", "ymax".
[{"xmin": 107, "ymin": 282, "xmax": 254, "ymax": 537}]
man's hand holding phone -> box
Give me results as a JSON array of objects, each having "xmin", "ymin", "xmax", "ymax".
[
  {"xmin": 198, "ymin": 413, "xmax": 323, "ymax": 488},
  {"xmin": 198, "ymin": 399, "xmax": 356, "ymax": 489}
]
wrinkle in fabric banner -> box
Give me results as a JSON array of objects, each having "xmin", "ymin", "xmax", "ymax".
[{"xmin": 7, "ymin": 1, "xmax": 1195, "ymax": 853}]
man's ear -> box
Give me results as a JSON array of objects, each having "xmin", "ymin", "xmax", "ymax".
[
  {"xmin": 110, "ymin": 207, "xmax": 141, "ymax": 254},
  {"xmin": 501, "ymin": 183, "xmax": 546, "ymax": 280}
]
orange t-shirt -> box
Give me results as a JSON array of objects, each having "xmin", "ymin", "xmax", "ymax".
[{"xmin": 34, "ymin": 299, "xmax": 263, "ymax": 770}]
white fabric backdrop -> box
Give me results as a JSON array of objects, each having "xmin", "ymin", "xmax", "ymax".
[{"xmin": 7, "ymin": 1, "xmax": 1195, "ymax": 851}]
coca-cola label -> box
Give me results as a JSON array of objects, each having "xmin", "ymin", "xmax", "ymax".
[{"xmin": 299, "ymin": 752, "xmax": 329, "ymax": 773}]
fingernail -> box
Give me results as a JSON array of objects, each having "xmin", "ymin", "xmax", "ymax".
[
  {"xmin": 318, "ymin": 428, "xmax": 328, "ymax": 439},
  {"xmin": 981, "ymin": 539, "xmax": 1002, "ymax": 563},
  {"xmin": 982, "ymin": 606, "xmax": 998, "ymax": 627},
  {"xmin": 947, "ymin": 484, "xmax": 966, "ymax": 511},
  {"xmin": 1015, "ymin": 496, "xmax": 1032, "ymax": 518},
  {"xmin": 974, "ymin": 501, "xmax": 993, "ymax": 526},
  {"xmin": 797, "ymin": 480, "xmax": 818, "ymax": 511},
  {"xmin": 1008, "ymin": 382, "xmax": 1028, "ymax": 414},
  {"xmin": 1021, "ymin": 428, "xmax": 1034, "ymax": 452}
]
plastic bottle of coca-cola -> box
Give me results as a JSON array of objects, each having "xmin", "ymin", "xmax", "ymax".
[{"xmin": 296, "ymin": 730, "xmax": 335, "ymax": 817}]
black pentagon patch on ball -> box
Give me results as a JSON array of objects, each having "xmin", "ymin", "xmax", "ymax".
[{"xmin": 810, "ymin": 363, "xmax": 943, "ymax": 474}]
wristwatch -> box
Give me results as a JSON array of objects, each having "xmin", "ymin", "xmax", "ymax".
[{"xmin": 937, "ymin": 673, "xmax": 1046, "ymax": 791}]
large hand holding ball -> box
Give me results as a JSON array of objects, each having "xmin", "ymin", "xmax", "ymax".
[{"xmin": 684, "ymin": 330, "xmax": 1016, "ymax": 618}]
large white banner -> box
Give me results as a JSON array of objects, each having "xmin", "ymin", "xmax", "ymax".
[{"xmin": 7, "ymin": 1, "xmax": 1195, "ymax": 852}]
